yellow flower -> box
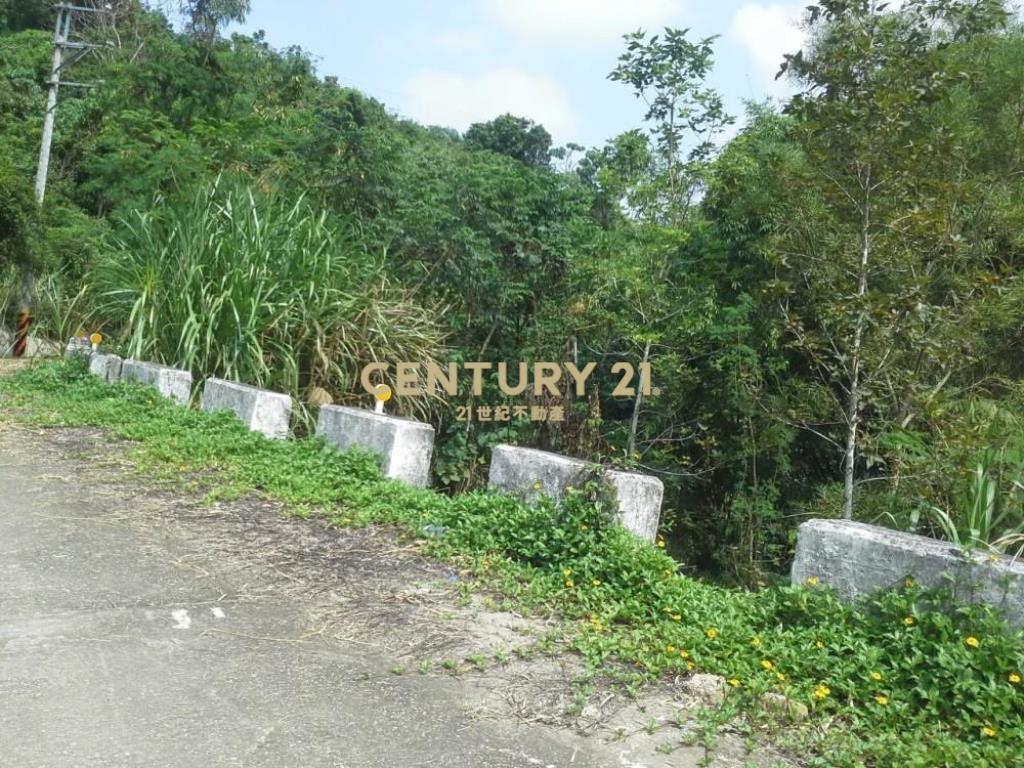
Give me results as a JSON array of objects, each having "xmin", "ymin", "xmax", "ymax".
[
  {"xmin": 981, "ymin": 726, "xmax": 997, "ymax": 738},
  {"xmin": 564, "ymin": 579, "xmax": 574, "ymax": 588},
  {"xmin": 760, "ymin": 660, "xmax": 774, "ymax": 671},
  {"xmin": 874, "ymin": 694, "xmax": 889, "ymax": 706},
  {"xmin": 1009, "ymin": 673, "xmax": 1021, "ymax": 685},
  {"xmin": 578, "ymin": 524, "xmax": 589, "ymax": 532},
  {"xmin": 686, "ymin": 661, "xmax": 695, "ymax": 671},
  {"xmin": 666, "ymin": 645, "xmax": 676, "ymax": 654},
  {"xmin": 657, "ymin": 539, "xmax": 666, "ymax": 549},
  {"xmin": 813, "ymin": 684, "xmax": 831, "ymax": 700},
  {"xmin": 706, "ymin": 627, "xmax": 718, "ymax": 640},
  {"xmin": 775, "ymin": 672, "xmax": 786, "ymax": 682},
  {"xmin": 532, "ymin": 481, "xmax": 542, "ymax": 490},
  {"xmin": 728, "ymin": 678, "xmax": 740, "ymax": 688},
  {"xmin": 750, "ymin": 636, "xmax": 762, "ymax": 647},
  {"xmin": 904, "ymin": 578, "xmax": 914, "ymax": 588},
  {"xmin": 679, "ymin": 649, "xmax": 689, "ymax": 659},
  {"xmin": 672, "ymin": 613, "xmax": 682, "ymax": 622},
  {"xmin": 562, "ymin": 567, "xmax": 573, "ymax": 577},
  {"xmin": 592, "ymin": 578, "xmax": 602, "ymax": 586},
  {"xmin": 870, "ymin": 671, "xmax": 883, "ymax": 682},
  {"xmin": 965, "ymin": 636, "xmax": 980, "ymax": 648},
  {"xmin": 815, "ymin": 640, "xmax": 825, "ymax": 650},
  {"xmin": 806, "ymin": 576, "xmax": 819, "ymax": 586},
  {"xmin": 903, "ymin": 616, "xmax": 916, "ymax": 626}
]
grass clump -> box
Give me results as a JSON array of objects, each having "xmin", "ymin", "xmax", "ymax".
[
  {"xmin": 90, "ymin": 177, "xmax": 444, "ymax": 412},
  {"xmin": 2, "ymin": 361, "xmax": 1023, "ymax": 767}
]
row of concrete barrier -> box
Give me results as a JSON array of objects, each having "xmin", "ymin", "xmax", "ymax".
[
  {"xmin": 83, "ymin": 351, "xmax": 1024, "ymax": 625},
  {"xmin": 86, "ymin": 352, "xmax": 664, "ymax": 541}
]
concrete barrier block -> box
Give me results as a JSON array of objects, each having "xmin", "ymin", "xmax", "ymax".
[
  {"xmin": 606, "ymin": 469, "xmax": 664, "ymax": 542},
  {"xmin": 316, "ymin": 405, "xmax": 434, "ymax": 487},
  {"xmin": 64, "ymin": 337, "xmax": 92, "ymax": 358},
  {"xmin": 26, "ymin": 337, "xmax": 61, "ymax": 358},
  {"xmin": 0, "ymin": 331, "xmax": 60, "ymax": 358},
  {"xmin": 121, "ymin": 359, "xmax": 192, "ymax": 406},
  {"xmin": 792, "ymin": 519, "xmax": 1024, "ymax": 627},
  {"xmin": 88, "ymin": 353, "xmax": 122, "ymax": 383},
  {"xmin": 201, "ymin": 378, "xmax": 292, "ymax": 440},
  {"xmin": 487, "ymin": 445, "xmax": 663, "ymax": 542}
]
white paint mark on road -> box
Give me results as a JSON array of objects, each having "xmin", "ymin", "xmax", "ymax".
[
  {"xmin": 493, "ymin": 750, "xmax": 556, "ymax": 767},
  {"xmin": 617, "ymin": 752, "xmax": 651, "ymax": 767},
  {"xmin": 171, "ymin": 609, "xmax": 191, "ymax": 629},
  {"xmin": 210, "ymin": 607, "xmax": 225, "ymax": 619}
]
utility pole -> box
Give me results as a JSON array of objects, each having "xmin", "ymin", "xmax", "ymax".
[
  {"xmin": 34, "ymin": 4, "xmax": 105, "ymax": 205},
  {"xmin": 15, "ymin": 3, "xmax": 105, "ymax": 357}
]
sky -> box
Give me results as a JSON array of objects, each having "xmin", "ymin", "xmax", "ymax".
[{"xmin": 231, "ymin": 1, "xmax": 809, "ymax": 148}]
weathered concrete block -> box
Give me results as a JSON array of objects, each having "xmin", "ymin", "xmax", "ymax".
[
  {"xmin": 25, "ymin": 336, "xmax": 61, "ymax": 358},
  {"xmin": 0, "ymin": 330, "xmax": 59, "ymax": 358},
  {"xmin": 316, "ymin": 405, "xmax": 434, "ymax": 487},
  {"xmin": 88, "ymin": 353, "xmax": 122, "ymax": 383},
  {"xmin": 487, "ymin": 445, "xmax": 663, "ymax": 541},
  {"xmin": 792, "ymin": 519, "xmax": 1024, "ymax": 627},
  {"xmin": 201, "ymin": 378, "xmax": 292, "ymax": 440},
  {"xmin": 121, "ymin": 359, "xmax": 192, "ymax": 406},
  {"xmin": 64, "ymin": 336, "xmax": 92, "ymax": 358}
]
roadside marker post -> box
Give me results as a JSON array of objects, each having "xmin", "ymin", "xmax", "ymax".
[{"xmin": 373, "ymin": 384, "xmax": 391, "ymax": 414}]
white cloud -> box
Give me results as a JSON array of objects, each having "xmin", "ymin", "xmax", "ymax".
[
  {"xmin": 729, "ymin": 3, "xmax": 806, "ymax": 95},
  {"xmin": 483, "ymin": 0, "xmax": 684, "ymax": 42},
  {"xmin": 400, "ymin": 68, "xmax": 577, "ymax": 140}
]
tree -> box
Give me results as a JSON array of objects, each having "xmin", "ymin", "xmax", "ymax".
[
  {"xmin": 179, "ymin": 0, "xmax": 248, "ymax": 47},
  {"xmin": 0, "ymin": 0, "xmax": 51, "ymax": 33},
  {"xmin": 579, "ymin": 28, "xmax": 731, "ymax": 460},
  {"xmin": 774, "ymin": 0, "xmax": 1011, "ymax": 518},
  {"xmin": 464, "ymin": 114, "xmax": 552, "ymax": 167},
  {"xmin": 609, "ymin": 27, "xmax": 731, "ymax": 225}
]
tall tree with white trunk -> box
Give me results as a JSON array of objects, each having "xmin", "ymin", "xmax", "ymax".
[{"xmin": 774, "ymin": 0, "xmax": 1010, "ymax": 518}]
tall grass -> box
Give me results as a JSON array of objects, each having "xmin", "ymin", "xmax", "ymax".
[
  {"xmin": 929, "ymin": 450, "xmax": 1024, "ymax": 556},
  {"xmin": 91, "ymin": 178, "xmax": 445, "ymax": 412}
]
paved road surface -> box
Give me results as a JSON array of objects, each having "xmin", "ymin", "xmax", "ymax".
[{"xmin": 0, "ymin": 427, "xmax": 639, "ymax": 768}]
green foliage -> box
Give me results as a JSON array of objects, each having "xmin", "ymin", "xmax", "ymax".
[
  {"xmin": 773, "ymin": 0, "xmax": 1017, "ymax": 519},
  {"xmin": 0, "ymin": 162, "xmax": 36, "ymax": 272},
  {"xmin": 179, "ymin": 0, "xmax": 250, "ymax": 47},
  {"xmin": 2, "ymin": 360, "xmax": 1023, "ymax": 768},
  {"xmin": 90, "ymin": 178, "xmax": 444, "ymax": 408},
  {"xmin": 464, "ymin": 113, "xmax": 552, "ymax": 167},
  {"xmin": 929, "ymin": 451, "xmax": 1024, "ymax": 554},
  {"xmin": 608, "ymin": 27, "xmax": 732, "ymax": 224},
  {"xmin": 0, "ymin": 0, "xmax": 51, "ymax": 33}
]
